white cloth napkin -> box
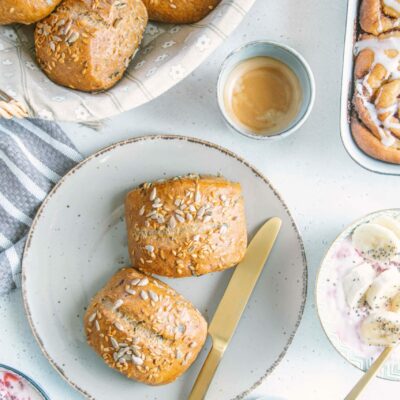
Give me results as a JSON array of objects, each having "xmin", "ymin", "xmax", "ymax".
[{"xmin": 0, "ymin": 118, "xmax": 82, "ymax": 294}]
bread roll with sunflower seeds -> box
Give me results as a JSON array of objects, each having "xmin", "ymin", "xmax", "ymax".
[
  {"xmin": 84, "ymin": 267, "xmax": 207, "ymax": 385},
  {"xmin": 142, "ymin": 0, "xmax": 220, "ymax": 24},
  {"xmin": 34, "ymin": 0, "xmax": 148, "ymax": 92},
  {"xmin": 125, "ymin": 174, "xmax": 247, "ymax": 278},
  {"xmin": 0, "ymin": 0, "xmax": 62, "ymax": 25}
]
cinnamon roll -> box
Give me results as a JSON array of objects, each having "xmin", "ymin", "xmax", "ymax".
[
  {"xmin": 360, "ymin": 0, "xmax": 400, "ymax": 35},
  {"xmin": 353, "ymin": 32, "xmax": 400, "ymax": 164}
]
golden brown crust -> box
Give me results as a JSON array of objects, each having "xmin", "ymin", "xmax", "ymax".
[
  {"xmin": 0, "ymin": 0, "xmax": 62, "ymax": 25},
  {"xmin": 125, "ymin": 175, "xmax": 247, "ymax": 278},
  {"xmin": 34, "ymin": 0, "xmax": 148, "ymax": 92},
  {"xmin": 84, "ymin": 267, "xmax": 207, "ymax": 385},
  {"xmin": 142, "ymin": 0, "xmax": 220, "ymax": 23},
  {"xmin": 352, "ymin": 116, "xmax": 400, "ymax": 164},
  {"xmin": 360, "ymin": 0, "xmax": 400, "ymax": 35}
]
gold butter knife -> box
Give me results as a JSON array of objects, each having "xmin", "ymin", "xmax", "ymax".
[
  {"xmin": 344, "ymin": 346, "xmax": 395, "ymax": 400},
  {"xmin": 188, "ymin": 217, "xmax": 282, "ymax": 400}
]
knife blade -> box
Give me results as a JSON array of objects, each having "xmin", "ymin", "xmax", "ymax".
[{"xmin": 188, "ymin": 217, "xmax": 282, "ymax": 400}]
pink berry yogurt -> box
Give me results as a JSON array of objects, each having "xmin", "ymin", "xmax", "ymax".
[
  {"xmin": 0, "ymin": 366, "xmax": 47, "ymax": 400},
  {"xmin": 320, "ymin": 219, "xmax": 400, "ymax": 361}
]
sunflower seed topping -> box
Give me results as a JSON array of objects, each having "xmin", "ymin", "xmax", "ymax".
[
  {"xmin": 149, "ymin": 187, "xmax": 157, "ymax": 201},
  {"xmin": 110, "ymin": 337, "xmax": 119, "ymax": 350},
  {"xmin": 66, "ymin": 31, "xmax": 79, "ymax": 44},
  {"xmin": 139, "ymin": 206, "xmax": 145, "ymax": 216},
  {"xmin": 114, "ymin": 322, "xmax": 124, "ymax": 332},
  {"xmin": 125, "ymin": 287, "xmax": 136, "ymax": 295},
  {"xmin": 117, "ymin": 347, "xmax": 129, "ymax": 359},
  {"xmin": 112, "ymin": 299, "xmax": 124, "ymax": 311},
  {"xmin": 95, "ymin": 320, "xmax": 100, "ymax": 331},
  {"xmin": 193, "ymin": 234, "xmax": 200, "ymax": 242},
  {"xmin": 88, "ymin": 312, "xmax": 97, "ymax": 323},
  {"xmin": 197, "ymin": 206, "xmax": 206, "ymax": 218},
  {"xmin": 131, "ymin": 278, "xmax": 141, "ymax": 286},
  {"xmin": 203, "ymin": 215, "xmax": 212, "ymax": 223},
  {"xmin": 140, "ymin": 290, "xmax": 149, "ymax": 300},
  {"xmin": 175, "ymin": 213, "xmax": 185, "ymax": 223},
  {"xmin": 175, "ymin": 349, "xmax": 182, "ymax": 359},
  {"xmin": 169, "ymin": 216, "xmax": 177, "ymax": 229},
  {"xmin": 132, "ymin": 355, "xmax": 144, "ymax": 365},
  {"xmin": 186, "ymin": 213, "xmax": 193, "ymax": 221},
  {"xmin": 137, "ymin": 277, "xmax": 149, "ymax": 286},
  {"xmin": 219, "ymin": 224, "xmax": 228, "ymax": 234},
  {"xmin": 148, "ymin": 290, "xmax": 159, "ymax": 302}
]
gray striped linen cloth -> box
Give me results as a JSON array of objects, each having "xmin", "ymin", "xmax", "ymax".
[{"xmin": 0, "ymin": 118, "xmax": 82, "ymax": 294}]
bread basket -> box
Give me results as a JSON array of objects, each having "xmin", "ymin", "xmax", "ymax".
[{"xmin": 0, "ymin": 0, "xmax": 254, "ymax": 122}]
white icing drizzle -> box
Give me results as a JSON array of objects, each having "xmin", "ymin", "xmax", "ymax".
[
  {"xmin": 377, "ymin": 104, "xmax": 397, "ymax": 114},
  {"xmin": 378, "ymin": 8, "xmax": 383, "ymax": 32},
  {"xmin": 383, "ymin": 0, "xmax": 400, "ymax": 14},
  {"xmin": 354, "ymin": 37, "xmax": 400, "ymax": 146}
]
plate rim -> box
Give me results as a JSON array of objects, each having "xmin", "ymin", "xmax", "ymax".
[
  {"xmin": 22, "ymin": 134, "xmax": 308, "ymax": 399},
  {"xmin": 315, "ymin": 208, "xmax": 400, "ymax": 380}
]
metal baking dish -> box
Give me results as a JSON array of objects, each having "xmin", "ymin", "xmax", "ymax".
[{"xmin": 340, "ymin": 0, "xmax": 400, "ymax": 175}]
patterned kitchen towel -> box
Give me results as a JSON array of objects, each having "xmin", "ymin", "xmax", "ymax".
[{"xmin": 0, "ymin": 118, "xmax": 82, "ymax": 294}]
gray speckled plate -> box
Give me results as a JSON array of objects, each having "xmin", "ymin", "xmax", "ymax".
[{"xmin": 22, "ymin": 135, "xmax": 307, "ymax": 400}]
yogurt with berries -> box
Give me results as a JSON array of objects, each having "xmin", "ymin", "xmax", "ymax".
[
  {"xmin": 0, "ymin": 366, "xmax": 47, "ymax": 400},
  {"xmin": 317, "ymin": 210, "xmax": 400, "ymax": 379}
]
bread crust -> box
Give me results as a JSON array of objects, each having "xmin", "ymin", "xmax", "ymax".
[
  {"xmin": 125, "ymin": 175, "xmax": 247, "ymax": 278},
  {"xmin": 34, "ymin": 0, "xmax": 148, "ymax": 92},
  {"xmin": 360, "ymin": 0, "xmax": 400, "ymax": 35},
  {"xmin": 84, "ymin": 267, "xmax": 207, "ymax": 385},
  {"xmin": 0, "ymin": 0, "xmax": 62, "ymax": 25},
  {"xmin": 142, "ymin": 0, "xmax": 220, "ymax": 23},
  {"xmin": 351, "ymin": 116, "xmax": 400, "ymax": 164}
]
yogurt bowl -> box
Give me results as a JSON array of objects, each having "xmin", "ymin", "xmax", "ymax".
[
  {"xmin": 0, "ymin": 364, "xmax": 49, "ymax": 400},
  {"xmin": 316, "ymin": 209, "xmax": 400, "ymax": 380}
]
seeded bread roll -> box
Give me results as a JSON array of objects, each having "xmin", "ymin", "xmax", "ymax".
[
  {"xmin": 125, "ymin": 174, "xmax": 247, "ymax": 277},
  {"xmin": 84, "ymin": 267, "xmax": 207, "ymax": 385},
  {"xmin": 34, "ymin": 0, "xmax": 148, "ymax": 92},
  {"xmin": 0, "ymin": 0, "xmax": 62, "ymax": 25},
  {"xmin": 142, "ymin": 0, "xmax": 220, "ymax": 24}
]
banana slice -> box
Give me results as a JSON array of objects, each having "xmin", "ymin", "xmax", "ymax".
[
  {"xmin": 352, "ymin": 223, "xmax": 400, "ymax": 261},
  {"xmin": 390, "ymin": 292, "xmax": 400, "ymax": 312},
  {"xmin": 360, "ymin": 311, "xmax": 400, "ymax": 346},
  {"xmin": 373, "ymin": 215, "xmax": 400, "ymax": 239},
  {"xmin": 342, "ymin": 263, "xmax": 376, "ymax": 309},
  {"xmin": 366, "ymin": 268, "xmax": 400, "ymax": 310}
]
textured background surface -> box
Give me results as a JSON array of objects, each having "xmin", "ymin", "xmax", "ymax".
[{"xmin": 1, "ymin": 0, "xmax": 399, "ymax": 399}]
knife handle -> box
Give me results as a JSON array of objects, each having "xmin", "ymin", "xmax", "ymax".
[{"xmin": 188, "ymin": 340, "xmax": 224, "ymax": 400}]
